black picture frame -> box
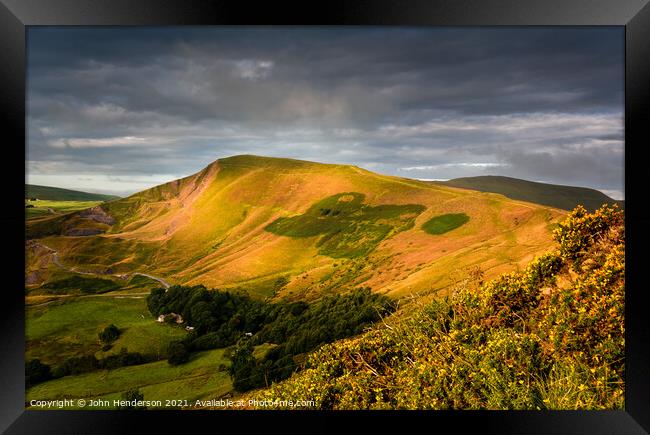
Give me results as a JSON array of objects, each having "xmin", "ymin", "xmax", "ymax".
[{"xmin": 2, "ymin": 1, "xmax": 649, "ymax": 433}]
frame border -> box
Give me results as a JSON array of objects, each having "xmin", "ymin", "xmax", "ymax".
[{"xmin": 2, "ymin": 1, "xmax": 648, "ymax": 433}]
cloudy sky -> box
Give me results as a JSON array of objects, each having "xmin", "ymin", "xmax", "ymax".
[{"xmin": 26, "ymin": 27, "xmax": 624, "ymax": 199}]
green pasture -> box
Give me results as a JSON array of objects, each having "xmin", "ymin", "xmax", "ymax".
[
  {"xmin": 26, "ymin": 296, "xmax": 186, "ymax": 366},
  {"xmin": 25, "ymin": 200, "xmax": 104, "ymax": 219}
]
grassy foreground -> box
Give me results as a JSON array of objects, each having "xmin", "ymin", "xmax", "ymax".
[
  {"xmin": 245, "ymin": 205, "xmax": 624, "ymax": 410},
  {"xmin": 26, "ymin": 348, "xmax": 232, "ymax": 408},
  {"xmin": 26, "ymin": 343, "xmax": 278, "ymax": 409}
]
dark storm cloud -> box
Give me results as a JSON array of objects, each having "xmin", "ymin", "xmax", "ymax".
[{"xmin": 26, "ymin": 27, "xmax": 624, "ymax": 198}]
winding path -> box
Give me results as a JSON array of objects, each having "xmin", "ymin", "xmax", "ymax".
[
  {"xmin": 129, "ymin": 272, "xmax": 171, "ymax": 289},
  {"xmin": 29, "ymin": 242, "xmax": 171, "ymax": 289}
]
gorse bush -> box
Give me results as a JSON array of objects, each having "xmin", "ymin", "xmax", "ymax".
[{"xmin": 249, "ymin": 205, "xmax": 625, "ymax": 410}]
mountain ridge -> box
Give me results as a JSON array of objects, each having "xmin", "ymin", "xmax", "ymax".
[
  {"xmin": 26, "ymin": 155, "xmax": 567, "ymax": 301},
  {"xmin": 434, "ymin": 175, "xmax": 622, "ymax": 212}
]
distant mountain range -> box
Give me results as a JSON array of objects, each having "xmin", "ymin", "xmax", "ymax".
[
  {"xmin": 26, "ymin": 184, "xmax": 120, "ymax": 202},
  {"xmin": 433, "ymin": 176, "xmax": 623, "ymax": 212}
]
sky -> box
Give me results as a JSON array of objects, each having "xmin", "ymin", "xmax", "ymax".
[{"xmin": 26, "ymin": 27, "xmax": 624, "ymax": 199}]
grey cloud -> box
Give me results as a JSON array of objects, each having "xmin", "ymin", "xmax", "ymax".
[
  {"xmin": 26, "ymin": 27, "xmax": 624, "ymax": 197},
  {"xmin": 497, "ymin": 147, "xmax": 624, "ymax": 191}
]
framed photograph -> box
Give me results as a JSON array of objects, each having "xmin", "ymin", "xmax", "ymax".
[{"xmin": 2, "ymin": 0, "xmax": 649, "ymax": 433}]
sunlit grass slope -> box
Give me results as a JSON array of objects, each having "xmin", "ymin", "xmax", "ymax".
[
  {"xmin": 26, "ymin": 155, "xmax": 566, "ymax": 300},
  {"xmin": 245, "ymin": 205, "xmax": 624, "ymax": 410}
]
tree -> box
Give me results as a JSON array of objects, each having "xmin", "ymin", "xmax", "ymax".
[
  {"xmin": 99, "ymin": 324, "xmax": 120, "ymax": 344},
  {"xmin": 119, "ymin": 389, "xmax": 147, "ymax": 410},
  {"xmin": 167, "ymin": 341, "xmax": 190, "ymax": 366},
  {"xmin": 228, "ymin": 338, "xmax": 261, "ymax": 391},
  {"xmin": 53, "ymin": 355, "xmax": 100, "ymax": 378},
  {"xmin": 25, "ymin": 359, "xmax": 52, "ymax": 388}
]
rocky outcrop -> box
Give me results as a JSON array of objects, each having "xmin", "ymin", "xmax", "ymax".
[
  {"xmin": 79, "ymin": 206, "xmax": 116, "ymax": 225},
  {"xmin": 64, "ymin": 228, "xmax": 104, "ymax": 236}
]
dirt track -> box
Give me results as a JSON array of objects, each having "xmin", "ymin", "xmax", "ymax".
[{"xmin": 28, "ymin": 241, "xmax": 171, "ymax": 289}]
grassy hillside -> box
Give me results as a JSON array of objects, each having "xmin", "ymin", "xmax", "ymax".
[
  {"xmin": 26, "ymin": 184, "xmax": 120, "ymax": 202},
  {"xmin": 245, "ymin": 205, "xmax": 624, "ymax": 410},
  {"xmin": 435, "ymin": 176, "xmax": 622, "ymax": 212},
  {"xmin": 26, "ymin": 155, "xmax": 567, "ymax": 301}
]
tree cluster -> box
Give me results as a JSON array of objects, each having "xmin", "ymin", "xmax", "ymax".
[{"xmin": 147, "ymin": 285, "xmax": 396, "ymax": 390}]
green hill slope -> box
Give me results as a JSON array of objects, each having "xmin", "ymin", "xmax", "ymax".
[
  {"xmin": 26, "ymin": 155, "xmax": 567, "ymax": 300},
  {"xmin": 26, "ymin": 184, "xmax": 120, "ymax": 202},
  {"xmin": 434, "ymin": 176, "xmax": 622, "ymax": 212},
  {"xmin": 246, "ymin": 205, "xmax": 625, "ymax": 410}
]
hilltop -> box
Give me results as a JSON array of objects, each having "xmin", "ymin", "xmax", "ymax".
[
  {"xmin": 26, "ymin": 155, "xmax": 566, "ymax": 301},
  {"xmin": 433, "ymin": 176, "xmax": 622, "ymax": 212},
  {"xmin": 26, "ymin": 184, "xmax": 120, "ymax": 202}
]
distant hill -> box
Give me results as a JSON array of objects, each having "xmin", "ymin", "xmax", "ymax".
[
  {"xmin": 25, "ymin": 184, "xmax": 120, "ymax": 202},
  {"xmin": 433, "ymin": 176, "xmax": 623, "ymax": 212}
]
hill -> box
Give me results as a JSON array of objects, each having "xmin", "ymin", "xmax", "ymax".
[
  {"xmin": 26, "ymin": 155, "xmax": 567, "ymax": 301},
  {"xmin": 26, "ymin": 184, "xmax": 120, "ymax": 202},
  {"xmin": 245, "ymin": 205, "xmax": 625, "ymax": 410},
  {"xmin": 433, "ymin": 176, "xmax": 622, "ymax": 212}
]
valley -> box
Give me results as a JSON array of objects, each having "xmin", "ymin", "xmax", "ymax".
[{"xmin": 25, "ymin": 155, "xmax": 622, "ymax": 408}]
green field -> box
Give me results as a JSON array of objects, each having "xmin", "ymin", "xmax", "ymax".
[
  {"xmin": 26, "ymin": 343, "xmax": 278, "ymax": 409},
  {"xmin": 26, "ymin": 184, "xmax": 120, "ymax": 202},
  {"xmin": 26, "ymin": 199, "xmax": 105, "ymax": 219},
  {"xmin": 26, "ymin": 348, "xmax": 232, "ymax": 408},
  {"xmin": 26, "ymin": 278, "xmax": 280, "ymax": 408},
  {"xmin": 422, "ymin": 213, "xmax": 470, "ymax": 235},
  {"xmin": 26, "ymin": 296, "xmax": 187, "ymax": 366}
]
